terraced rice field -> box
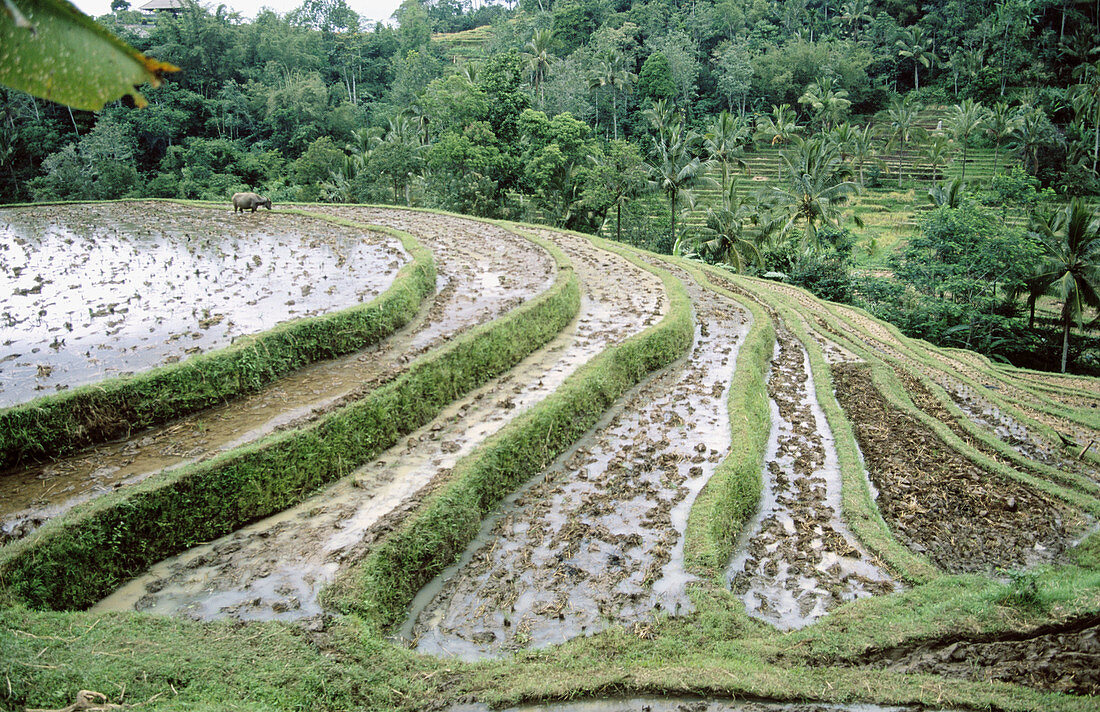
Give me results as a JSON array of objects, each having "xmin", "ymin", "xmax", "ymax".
[{"xmin": 1, "ymin": 202, "xmax": 1098, "ymax": 712}]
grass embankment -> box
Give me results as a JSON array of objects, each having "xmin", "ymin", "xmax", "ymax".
[
  {"xmin": 0, "ymin": 208, "xmax": 436, "ymax": 470},
  {"xmin": 325, "ymin": 228, "xmax": 694, "ymax": 631},
  {"xmin": 0, "ymin": 225, "xmax": 579, "ymax": 612}
]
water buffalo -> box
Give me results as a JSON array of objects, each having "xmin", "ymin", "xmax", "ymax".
[{"xmin": 232, "ymin": 192, "xmax": 273, "ymax": 213}]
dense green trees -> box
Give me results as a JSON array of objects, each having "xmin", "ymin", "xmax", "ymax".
[{"xmin": 6, "ymin": 0, "xmax": 1100, "ymax": 370}]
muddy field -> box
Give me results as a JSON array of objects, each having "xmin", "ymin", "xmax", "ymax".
[
  {"xmin": 0, "ymin": 209, "xmax": 555, "ymax": 543},
  {"xmin": 93, "ymin": 222, "xmax": 666, "ymax": 622},
  {"xmin": 832, "ymin": 362, "xmax": 1080, "ymax": 573},
  {"xmin": 0, "ymin": 203, "xmax": 407, "ymax": 407},
  {"xmin": 405, "ymin": 269, "xmax": 745, "ymax": 658},
  {"xmin": 856, "ymin": 615, "xmax": 1100, "ymax": 696},
  {"xmin": 727, "ymin": 322, "xmax": 897, "ymax": 629},
  {"xmin": 4, "ymin": 205, "xmax": 1099, "ymax": 712}
]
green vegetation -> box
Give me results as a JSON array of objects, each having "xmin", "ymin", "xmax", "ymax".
[{"xmin": 0, "ymin": 208, "xmax": 436, "ymax": 469}]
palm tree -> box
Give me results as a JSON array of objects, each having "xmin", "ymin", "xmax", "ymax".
[
  {"xmin": 693, "ymin": 178, "xmax": 763, "ymax": 271},
  {"xmin": 1072, "ymin": 59, "xmax": 1100, "ymax": 174},
  {"xmin": 895, "ymin": 26, "xmax": 937, "ymax": 91},
  {"xmin": 647, "ymin": 108, "xmax": 714, "ymax": 253},
  {"xmin": 755, "ymin": 103, "xmax": 801, "ymax": 181},
  {"xmin": 985, "ymin": 101, "xmax": 1023, "ymax": 176},
  {"xmin": 524, "ymin": 28, "xmax": 555, "ymax": 108},
  {"xmin": 927, "ymin": 177, "xmax": 965, "ymax": 208},
  {"xmin": 947, "ymin": 99, "xmax": 988, "ymax": 183},
  {"xmin": 838, "ymin": 0, "xmax": 873, "ymax": 39},
  {"xmin": 849, "ymin": 123, "xmax": 882, "ymax": 187},
  {"xmin": 886, "ymin": 96, "xmax": 925, "ymax": 186},
  {"xmin": 1027, "ymin": 200, "xmax": 1100, "ymax": 372},
  {"xmin": 704, "ymin": 110, "xmax": 752, "ymax": 194},
  {"xmin": 590, "ymin": 50, "xmax": 635, "ymax": 141},
  {"xmin": 767, "ymin": 136, "xmax": 861, "ymax": 250},
  {"xmin": 798, "ymin": 76, "xmax": 851, "ymax": 130},
  {"xmin": 924, "ymin": 132, "xmax": 952, "ymax": 183},
  {"xmin": 1010, "ymin": 107, "xmax": 1048, "ymax": 175}
]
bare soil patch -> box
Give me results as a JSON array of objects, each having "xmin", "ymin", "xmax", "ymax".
[
  {"xmin": 855, "ymin": 614, "xmax": 1100, "ymax": 696},
  {"xmin": 831, "ymin": 363, "xmax": 1078, "ymax": 574}
]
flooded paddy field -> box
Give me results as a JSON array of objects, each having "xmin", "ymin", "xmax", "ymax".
[
  {"xmin": 0, "ymin": 202, "xmax": 407, "ymax": 407},
  {"xmin": 92, "ymin": 224, "xmax": 665, "ymax": 622},
  {"xmin": 4, "ymin": 208, "xmax": 1100, "ymax": 712},
  {"xmin": 727, "ymin": 322, "xmax": 897, "ymax": 630},
  {"xmin": 404, "ymin": 269, "xmax": 745, "ymax": 659},
  {"xmin": 1, "ymin": 207, "xmax": 555, "ymax": 543}
]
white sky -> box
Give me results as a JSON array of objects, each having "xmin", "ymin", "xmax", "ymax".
[{"xmin": 70, "ymin": 0, "xmax": 406, "ymax": 24}]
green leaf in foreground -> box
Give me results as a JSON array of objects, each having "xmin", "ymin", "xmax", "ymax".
[{"xmin": 0, "ymin": 0, "xmax": 178, "ymax": 111}]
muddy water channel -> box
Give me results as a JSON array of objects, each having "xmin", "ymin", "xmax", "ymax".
[
  {"xmin": 1, "ymin": 209, "xmax": 554, "ymax": 543},
  {"xmin": 727, "ymin": 324, "xmax": 897, "ymax": 630},
  {"xmin": 0, "ymin": 203, "xmax": 407, "ymax": 407},
  {"xmin": 93, "ymin": 230, "xmax": 666, "ymax": 622},
  {"xmin": 403, "ymin": 274, "xmax": 746, "ymax": 659}
]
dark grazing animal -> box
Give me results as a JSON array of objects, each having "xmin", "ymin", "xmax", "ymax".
[{"xmin": 232, "ymin": 192, "xmax": 272, "ymax": 213}]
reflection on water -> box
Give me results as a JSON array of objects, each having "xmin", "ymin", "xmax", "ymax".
[{"xmin": 0, "ymin": 203, "xmax": 406, "ymax": 407}]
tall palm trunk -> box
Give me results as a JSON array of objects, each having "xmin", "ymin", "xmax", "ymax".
[{"xmin": 1062, "ymin": 307, "xmax": 1071, "ymax": 373}]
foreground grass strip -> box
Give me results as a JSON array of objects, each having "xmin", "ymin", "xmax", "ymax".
[
  {"xmin": 678, "ymin": 261, "xmax": 773, "ymax": 578},
  {"xmin": 332, "ymin": 230, "xmax": 693, "ymax": 631},
  {"xmin": 0, "ymin": 222, "xmax": 579, "ymax": 612},
  {"xmin": 0, "ymin": 207, "xmax": 435, "ymax": 470}
]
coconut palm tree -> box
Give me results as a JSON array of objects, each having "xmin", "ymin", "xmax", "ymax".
[
  {"xmin": 524, "ymin": 28, "xmax": 555, "ymax": 108},
  {"xmin": 1072, "ymin": 59, "xmax": 1100, "ymax": 174},
  {"xmin": 798, "ymin": 75, "xmax": 851, "ymax": 130},
  {"xmin": 767, "ymin": 136, "xmax": 861, "ymax": 250},
  {"xmin": 947, "ymin": 99, "xmax": 989, "ymax": 183},
  {"xmin": 1027, "ymin": 200, "xmax": 1100, "ymax": 372},
  {"xmin": 755, "ymin": 103, "xmax": 801, "ymax": 181},
  {"xmin": 647, "ymin": 108, "xmax": 714, "ymax": 254},
  {"xmin": 849, "ymin": 123, "xmax": 882, "ymax": 187},
  {"xmin": 886, "ymin": 96, "xmax": 925, "ymax": 186},
  {"xmin": 985, "ymin": 101, "xmax": 1023, "ymax": 176},
  {"xmin": 895, "ymin": 26, "xmax": 937, "ymax": 91},
  {"xmin": 1010, "ymin": 107, "xmax": 1048, "ymax": 175},
  {"xmin": 924, "ymin": 132, "xmax": 952, "ymax": 183},
  {"xmin": 838, "ymin": 0, "xmax": 873, "ymax": 39},
  {"xmin": 692, "ymin": 178, "xmax": 763, "ymax": 271},
  {"xmin": 589, "ymin": 49, "xmax": 635, "ymax": 141},
  {"xmin": 704, "ymin": 110, "xmax": 752, "ymax": 194}
]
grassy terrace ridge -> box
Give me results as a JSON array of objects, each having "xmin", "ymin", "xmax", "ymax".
[
  {"xmin": 0, "ymin": 201, "xmax": 436, "ymax": 470},
  {"xmin": 0, "ymin": 212, "xmax": 579, "ymax": 612},
  {"xmin": 2, "ymin": 231, "xmax": 1100, "ymax": 712},
  {"xmin": 325, "ymin": 225, "xmax": 694, "ymax": 631}
]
